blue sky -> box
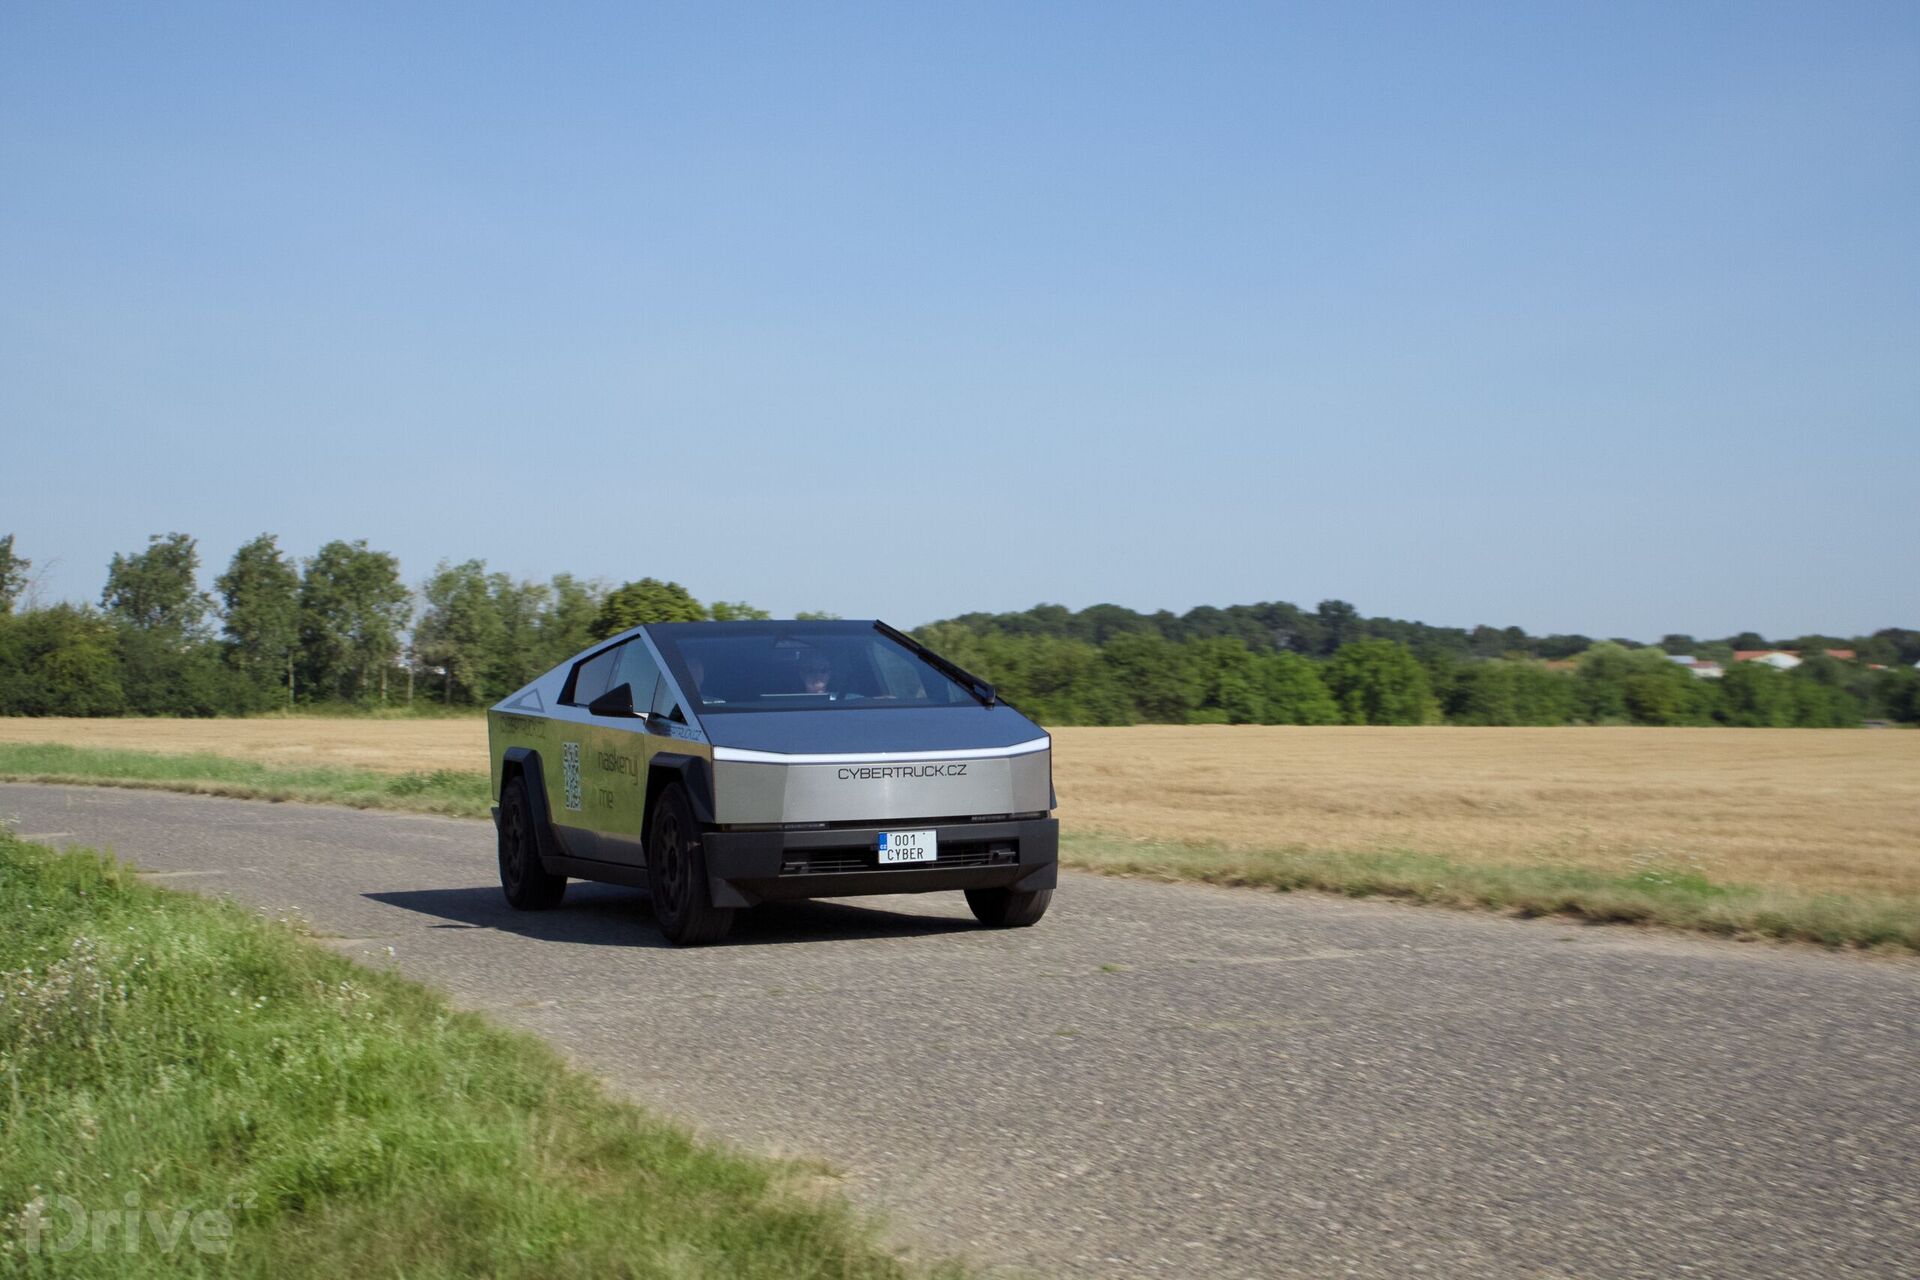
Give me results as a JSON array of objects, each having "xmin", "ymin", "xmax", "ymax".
[{"xmin": 3, "ymin": 2, "xmax": 1914, "ymax": 639}]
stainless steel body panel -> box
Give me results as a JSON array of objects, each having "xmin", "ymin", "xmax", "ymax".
[
  {"xmin": 488, "ymin": 621, "xmax": 1056, "ymax": 906},
  {"xmin": 711, "ymin": 742, "xmax": 1051, "ymax": 825}
]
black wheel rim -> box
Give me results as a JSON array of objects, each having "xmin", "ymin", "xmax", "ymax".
[
  {"xmin": 656, "ymin": 810, "xmax": 688, "ymax": 919},
  {"xmin": 503, "ymin": 799, "xmax": 527, "ymax": 889}
]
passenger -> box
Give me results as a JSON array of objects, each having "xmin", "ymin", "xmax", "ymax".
[{"xmin": 800, "ymin": 652, "xmax": 832, "ymax": 695}]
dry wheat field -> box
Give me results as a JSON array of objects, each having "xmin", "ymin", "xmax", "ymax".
[{"xmin": 2, "ymin": 718, "xmax": 1915, "ymax": 898}]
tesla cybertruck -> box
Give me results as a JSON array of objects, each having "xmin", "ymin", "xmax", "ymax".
[{"xmin": 487, "ymin": 620, "xmax": 1057, "ymax": 944}]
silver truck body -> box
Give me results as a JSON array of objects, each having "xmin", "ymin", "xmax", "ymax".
[{"xmin": 486, "ymin": 620, "xmax": 1058, "ymax": 940}]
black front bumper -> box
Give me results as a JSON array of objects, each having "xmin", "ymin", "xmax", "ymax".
[{"xmin": 702, "ymin": 817, "xmax": 1058, "ymax": 908}]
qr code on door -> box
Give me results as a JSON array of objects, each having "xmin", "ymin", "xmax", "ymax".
[{"xmin": 561, "ymin": 741, "xmax": 582, "ymax": 811}]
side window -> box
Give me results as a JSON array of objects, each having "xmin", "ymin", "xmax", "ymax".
[
  {"xmin": 610, "ymin": 642, "xmax": 662, "ymax": 711},
  {"xmin": 566, "ymin": 644, "xmax": 623, "ymax": 707},
  {"xmin": 650, "ymin": 673, "xmax": 684, "ymax": 722}
]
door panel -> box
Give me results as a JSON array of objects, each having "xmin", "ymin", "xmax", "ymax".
[{"xmin": 564, "ymin": 718, "xmax": 642, "ymax": 865}]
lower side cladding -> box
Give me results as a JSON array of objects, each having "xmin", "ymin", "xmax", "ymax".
[{"xmin": 702, "ymin": 817, "xmax": 1058, "ymax": 907}]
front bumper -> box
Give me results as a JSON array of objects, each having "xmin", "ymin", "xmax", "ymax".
[{"xmin": 702, "ymin": 816, "xmax": 1058, "ymax": 907}]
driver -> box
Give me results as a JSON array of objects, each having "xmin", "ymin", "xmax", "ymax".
[{"xmin": 799, "ymin": 651, "xmax": 832, "ymax": 695}]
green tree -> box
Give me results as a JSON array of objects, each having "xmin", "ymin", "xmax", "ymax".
[
  {"xmin": 709, "ymin": 600, "xmax": 771, "ymax": 621},
  {"xmin": 1867, "ymin": 628, "xmax": 1920, "ymax": 666},
  {"xmin": 1786, "ymin": 668, "xmax": 1861, "ymax": 727},
  {"xmin": 1446, "ymin": 661, "xmax": 1520, "ymax": 725},
  {"xmin": 1322, "ymin": 639, "xmax": 1439, "ymax": 725},
  {"xmin": 1313, "ymin": 599, "xmax": 1362, "ymax": 656},
  {"xmin": 0, "ymin": 606, "xmax": 128, "ymax": 715},
  {"xmin": 102, "ymin": 533, "xmax": 211, "ymax": 637},
  {"xmin": 1509, "ymin": 663, "xmax": 1578, "ymax": 724},
  {"xmin": 1715, "ymin": 661, "xmax": 1795, "ymax": 726},
  {"xmin": 216, "ymin": 534, "xmax": 300, "ymax": 705},
  {"xmin": 1573, "ymin": 643, "xmax": 1710, "ymax": 724},
  {"xmin": 1535, "ymin": 633, "xmax": 1594, "ymax": 660},
  {"xmin": 1877, "ymin": 668, "xmax": 1920, "ymax": 723},
  {"xmin": 1417, "ymin": 648, "xmax": 1464, "ymax": 712},
  {"xmin": 591, "ymin": 578, "xmax": 706, "ymax": 639},
  {"xmin": 116, "ymin": 626, "xmax": 258, "ymax": 716},
  {"xmin": 298, "ymin": 540, "xmax": 411, "ymax": 702},
  {"xmin": 1468, "ymin": 625, "xmax": 1516, "ymax": 658},
  {"xmin": 1005, "ymin": 636, "xmax": 1133, "ymax": 725},
  {"xmin": 1187, "ymin": 637, "xmax": 1264, "ymax": 724},
  {"xmin": 0, "ymin": 533, "xmax": 29, "ymax": 612},
  {"xmin": 911, "ymin": 626, "xmax": 1130, "ymax": 724},
  {"xmin": 414, "ymin": 560, "xmax": 507, "ymax": 704},
  {"xmin": 1255, "ymin": 651, "xmax": 1341, "ymax": 724},
  {"xmin": 1620, "ymin": 670, "xmax": 1708, "ymax": 725},
  {"xmin": 537, "ymin": 573, "xmax": 604, "ymax": 670},
  {"xmin": 1571, "ymin": 643, "xmax": 1635, "ymax": 722},
  {"xmin": 488, "ymin": 573, "xmax": 553, "ymax": 695},
  {"xmin": 1100, "ymin": 631, "xmax": 1199, "ymax": 722}
]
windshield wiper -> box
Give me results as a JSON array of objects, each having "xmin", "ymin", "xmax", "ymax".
[{"xmin": 873, "ymin": 621, "xmax": 998, "ymax": 707}]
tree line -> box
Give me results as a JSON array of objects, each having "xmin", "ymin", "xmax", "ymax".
[
  {"xmin": 0, "ymin": 532, "xmax": 1915, "ymax": 726},
  {"xmin": 919, "ymin": 625, "xmax": 1915, "ymax": 727},
  {"xmin": 0, "ymin": 532, "xmax": 826, "ymax": 716},
  {"xmin": 917, "ymin": 603, "xmax": 1920, "ymax": 727}
]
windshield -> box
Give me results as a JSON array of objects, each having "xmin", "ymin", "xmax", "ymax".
[{"xmin": 654, "ymin": 624, "xmax": 979, "ymax": 713}]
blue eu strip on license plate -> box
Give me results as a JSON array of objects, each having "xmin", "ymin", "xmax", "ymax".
[{"xmin": 878, "ymin": 830, "xmax": 938, "ymax": 864}]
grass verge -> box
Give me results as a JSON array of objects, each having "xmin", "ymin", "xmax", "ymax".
[
  {"xmin": 0, "ymin": 742, "xmax": 490, "ymax": 818},
  {"xmin": 3, "ymin": 740, "xmax": 1913, "ymax": 953},
  {"xmin": 243, "ymin": 702, "xmax": 485, "ymax": 720},
  {"xmin": 1062, "ymin": 833, "xmax": 1920, "ymax": 953},
  {"xmin": 0, "ymin": 829, "xmax": 942, "ymax": 1278}
]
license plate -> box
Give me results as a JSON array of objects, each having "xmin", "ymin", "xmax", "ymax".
[{"xmin": 877, "ymin": 829, "xmax": 937, "ymax": 864}]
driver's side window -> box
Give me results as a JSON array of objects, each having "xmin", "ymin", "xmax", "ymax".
[
  {"xmin": 649, "ymin": 673, "xmax": 685, "ymax": 722},
  {"xmin": 610, "ymin": 642, "xmax": 662, "ymax": 713}
]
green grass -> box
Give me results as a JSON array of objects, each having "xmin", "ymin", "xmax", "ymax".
[
  {"xmin": 1061, "ymin": 833, "xmax": 1920, "ymax": 953},
  {"xmin": 0, "ymin": 830, "xmax": 945, "ymax": 1278},
  {"xmin": 0, "ymin": 742, "xmax": 490, "ymax": 817},
  {"xmin": 244, "ymin": 702, "xmax": 485, "ymax": 720},
  {"xmin": 3, "ymin": 740, "xmax": 1914, "ymax": 953}
]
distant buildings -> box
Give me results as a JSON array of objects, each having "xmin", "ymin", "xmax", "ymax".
[
  {"xmin": 1723, "ymin": 648, "xmax": 1863, "ymax": 671},
  {"xmin": 1549, "ymin": 648, "xmax": 1887, "ymax": 680},
  {"xmin": 1733, "ymin": 649, "xmax": 1803, "ymax": 670}
]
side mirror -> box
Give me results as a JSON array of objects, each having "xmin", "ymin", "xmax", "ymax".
[{"xmin": 586, "ymin": 682, "xmax": 638, "ymax": 718}]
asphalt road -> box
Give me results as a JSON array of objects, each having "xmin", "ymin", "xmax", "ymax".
[{"xmin": 4, "ymin": 784, "xmax": 1917, "ymax": 1279}]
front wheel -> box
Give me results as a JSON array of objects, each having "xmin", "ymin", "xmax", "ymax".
[
  {"xmin": 646, "ymin": 783, "xmax": 734, "ymax": 945},
  {"xmin": 498, "ymin": 776, "xmax": 566, "ymax": 910},
  {"xmin": 965, "ymin": 886, "xmax": 1051, "ymax": 928}
]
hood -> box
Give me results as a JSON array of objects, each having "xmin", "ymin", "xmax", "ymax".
[{"xmin": 697, "ymin": 703, "xmax": 1046, "ymax": 756}]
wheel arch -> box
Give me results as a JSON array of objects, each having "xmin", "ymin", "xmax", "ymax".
[
  {"xmin": 643, "ymin": 752, "xmax": 717, "ymax": 847},
  {"xmin": 501, "ymin": 746, "xmax": 563, "ymax": 869}
]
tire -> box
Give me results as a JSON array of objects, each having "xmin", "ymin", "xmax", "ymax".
[
  {"xmin": 965, "ymin": 886, "xmax": 1052, "ymax": 928},
  {"xmin": 498, "ymin": 775, "xmax": 567, "ymax": 910},
  {"xmin": 646, "ymin": 783, "xmax": 734, "ymax": 945}
]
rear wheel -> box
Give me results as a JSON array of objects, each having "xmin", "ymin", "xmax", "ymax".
[
  {"xmin": 647, "ymin": 783, "xmax": 734, "ymax": 945},
  {"xmin": 965, "ymin": 886, "xmax": 1051, "ymax": 928},
  {"xmin": 498, "ymin": 775, "xmax": 566, "ymax": 910}
]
